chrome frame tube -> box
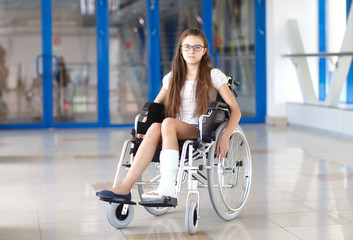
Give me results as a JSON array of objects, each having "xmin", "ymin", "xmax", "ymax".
[
  {"xmin": 112, "ymin": 139, "xmax": 133, "ymax": 187},
  {"xmin": 175, "ymin": 140, "xmax": 194, "ymax": 200}
]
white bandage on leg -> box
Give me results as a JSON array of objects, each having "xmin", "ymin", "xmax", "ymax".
[{"xmin": 142, "ymin": 149, "xmax": 179, "ymax": 199}]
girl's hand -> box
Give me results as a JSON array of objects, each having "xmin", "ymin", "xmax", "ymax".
[{"xmin": 216, "ymin": 132, "xmax": 230, "ymax": 162}]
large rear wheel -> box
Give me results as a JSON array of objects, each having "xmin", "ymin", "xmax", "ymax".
[{"xmin": 207, "ymin": 123, "xmax": 252, "ymax": 221}]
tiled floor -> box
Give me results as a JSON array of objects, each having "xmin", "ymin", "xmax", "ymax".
[{"xmin": 1, "ymin": 124, "xmax": 353, "ymax": 240}]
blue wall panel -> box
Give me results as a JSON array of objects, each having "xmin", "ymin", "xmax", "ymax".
[
  {"xmin": 42, "ymin": 0, "xmax": 53, "ymax": 127},
  {"xmin": 147, "ymin": 0, "xmax": 161, "ymax": 101},
  {"xmin": 254, "ymin": 0, "xmax": 266, "ymax": 123},
  {"xmin": 202, "ymin": 0, "xmax": 213, "ymax": 54},
  {"xmin": 347, "ymin": 0, "xmax": 353, "ymax": 103},
  {"xmin": 96, "ymin": 0, "xmax": 110, "ymax": 127},
  {"xmin": 319, "ymin": 0, "xmax": 327, "ymax": 101}
]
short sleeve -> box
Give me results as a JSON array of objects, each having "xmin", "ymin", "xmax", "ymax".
[
  {"xmin": 211, "ymin": 68, "xmax": 228, "ymax": 89},
  {"xmin": 162, "ymin": 72, "xmax": 172, "ymax": 89}
]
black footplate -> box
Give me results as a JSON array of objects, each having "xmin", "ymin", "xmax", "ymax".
[
  {"xmin": 98, "ymin": 196, "xmax": 136, "ymax": 205},
  {"xmin": 139, "ymin": 196, "xmax": 178, "ymax": 207}
]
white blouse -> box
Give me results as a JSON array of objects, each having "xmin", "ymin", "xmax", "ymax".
[{"xmin": 162, "ymin": 68, "xmax": 228, "ymax": 124}]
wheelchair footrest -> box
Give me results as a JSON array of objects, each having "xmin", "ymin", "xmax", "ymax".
[
  {"xmin": 139, "ymin": 196, "xmax": 178, "ymax": 207},
  {"xmin": 99, "ymin": 196, "xmax": 137, "ymax": 205}
]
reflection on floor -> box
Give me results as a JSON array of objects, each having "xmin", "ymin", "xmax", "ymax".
[{"xmin": 1, "ymin": 124, "xmax": 353, "ymax": 240}]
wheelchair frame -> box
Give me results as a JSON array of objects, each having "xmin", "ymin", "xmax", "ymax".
[{"xmin": 99, "ymin": 77, "xmax": 252, "ymax": 234}]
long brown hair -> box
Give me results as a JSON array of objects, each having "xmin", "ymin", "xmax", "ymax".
[{"xmin": 165, "ymin": 28, "xmax": 213, "ymax": 118}]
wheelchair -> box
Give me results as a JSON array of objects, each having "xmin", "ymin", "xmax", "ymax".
[{"xmin": 97, "ymin": 77, "xmax": 252, "ymax": 234}]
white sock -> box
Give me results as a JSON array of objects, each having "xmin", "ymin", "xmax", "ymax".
[{"xmin": 155, "ymin": 149, "xmax": 179, "ymax": 197}]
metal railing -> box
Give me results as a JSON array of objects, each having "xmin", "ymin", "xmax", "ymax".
[{"xmin": 282, "ymin": 52, "xmax": 353, "ymax": 58}]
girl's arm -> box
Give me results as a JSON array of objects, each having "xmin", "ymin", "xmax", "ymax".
[
  {"xmin": 154, "ymin": 87, "xmax": 168, "ymax": 104},
  {"xmin": 216, "ymin": 84, "xmax": 242, "ymax": 160}
]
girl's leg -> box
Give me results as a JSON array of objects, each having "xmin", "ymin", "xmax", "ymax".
[
  {"xmin": 109, "ymin": 123, "xmax": 162, "ymax": 195},
  {"xmin": 160, "ymin": 118, "xmax": 198, "ymax": 150},
  {"xmin": 143, "ymin": 118, "xmax": 197, "ymax": 198}
]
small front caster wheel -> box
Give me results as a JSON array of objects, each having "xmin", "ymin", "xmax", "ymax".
[
  {"xmin": 107, "ymin": 203, "xmax": 134, "ymax": 229},
  {"xmin": 185, "ymin": 200, "xmax": 199, "ymax": 234}
]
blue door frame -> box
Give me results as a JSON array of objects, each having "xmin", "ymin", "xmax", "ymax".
[
  {"xmin": 42, "ymin": 0, "xmax": 53, "ymax": 128},
  {"xmin": 96, "ymin": 0, "xmax": 110, "ymax": 128},
  {"xmin": 347, "ymin": 0, "xmax": 353, "ymax": 103},
  {"xmin": 318, "ymin": 0, "xmax": 327, "ymax": 101},
  {"xmin": 254, "ymin": 0, "xmax": 267, "ymax": 123}
]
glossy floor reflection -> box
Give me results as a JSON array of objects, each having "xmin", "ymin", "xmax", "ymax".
[{"xmin": 1, "ymin": 124, "xmax": 353, "ymax": 240}]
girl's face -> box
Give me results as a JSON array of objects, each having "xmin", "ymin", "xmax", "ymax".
[{"xmin": 181, "ymin": 35, "xmax": 207, "ymax": 66}]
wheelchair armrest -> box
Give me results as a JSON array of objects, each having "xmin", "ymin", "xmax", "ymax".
[
  {"xmin": 198, "ymin": 101, "xmax": 229, "ymax": 142},
  {"xmin": 135, "ymin": 102, "xmax": 165, "ymax": 134},
  {"xmin": 208, "ymin": 101, "xmax": 230, "ymax": 111}
]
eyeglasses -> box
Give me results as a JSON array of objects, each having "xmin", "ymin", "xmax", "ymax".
[{"xmin": 180, "ymin": 44, "xmax": 205, "ymax": 52}]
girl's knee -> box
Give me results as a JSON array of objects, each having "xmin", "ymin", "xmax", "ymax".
[
  {"xmin": 146, "ymin": 122, "xmax": 162, "ymax": 138},
  {"xmin": 161, "ymin": 118, "xmax": 177, "ymax": 134}
]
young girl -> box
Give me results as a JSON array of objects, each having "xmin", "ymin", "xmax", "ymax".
[{"xmin": 97, "ymin": 27, "xmax": 241, "ymax": 200}]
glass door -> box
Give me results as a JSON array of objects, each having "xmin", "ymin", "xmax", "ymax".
[
  {"xmin": 51, "ymin": 0, "xmax": 98, "ymax": 125},
  {"xmin": 0, "ymin": 0, "xmax": 44, "ymax": 126},
  {"xmin": 212, "ymin": 0, "xmax": 256, "ymax": 118},
  {"xmin": 212, "ymin": 0, "xmax": 266, "ymax": 122},
  {"xmin": 108, "ymin": 0, "xmax": 148, "ymax": 125}
]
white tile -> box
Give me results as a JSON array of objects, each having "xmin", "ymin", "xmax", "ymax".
[
  {"xmin": 120, "ymin": 218, "xmax": 186, "ymax": 235},
  {"xmin": 309, "ymin": 198, "xmax": 353, "ymax": 211},
  {"xmin": 0, "ymin": 223, "xmax": 41, "ymax": 239},
  {"xmin": 285, "ymin": 224, "xmax": 353, "ymax": 240},
  {"xmin": 331, "ymin": 210, "xmax": 353, "ymax": 222},
  {"xmin": 38, "ymin": 209, "xmax": 107, "ymax": 224},
  {"xmin": 292, "ymin": 189, "xmax": 353, "ymax": 200},
  {"xmin": 266, "ymin": 211, "xmax": 352, "ymax": 227},
  {"xmin": 208, "ymin": 227, "xmax": 301, "ymax": 240},
  {"xmin": 40, "ymin": 222, "xmax": 123, "ymax": 239},
  {"xmin": 198, "ymin": 216, "xmax": 279, "ymax": 232}
]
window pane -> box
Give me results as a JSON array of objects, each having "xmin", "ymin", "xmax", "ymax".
[
  {"xmin": 52, "ymin": 0, "xmax": 98, "ymax": 123},
  {"xmin": 0, "ymin": 0, "xmax": 43, "ymax": 124},
  {"xmin": 109, "ymin": 0, "xmax": 148, "ymax": 124},
  {"xmin": 212, "ymin": 0, "xmax": 256, "ymax": 118}
]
